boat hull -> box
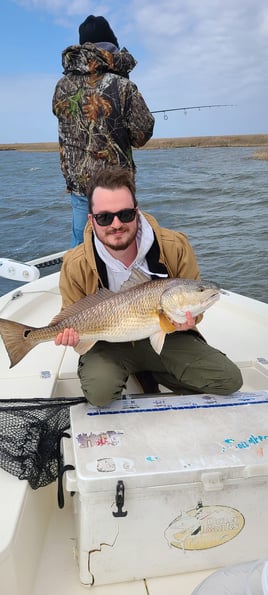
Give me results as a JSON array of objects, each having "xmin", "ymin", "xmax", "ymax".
[{"xmin": 0, "ymin": 268, "xmax": 268, "ymax": 594}]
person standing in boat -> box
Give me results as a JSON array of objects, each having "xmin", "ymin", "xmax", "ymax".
[
  {"xmin": 55, "ymin": 167, "xmax": 243, "ymax": 406},
  {"xmin": 52, "ymin": 14, "xmax": 154, "ymax": 248}
]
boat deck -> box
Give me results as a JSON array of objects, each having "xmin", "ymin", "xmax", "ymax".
[{"xmin": 1, "ymin": 273, "xmax": 268, "ymax": 594}]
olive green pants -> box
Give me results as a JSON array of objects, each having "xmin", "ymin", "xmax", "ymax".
[{"xmin": 77, "ymin": 331, "xmax": 243, "ymax": 407}]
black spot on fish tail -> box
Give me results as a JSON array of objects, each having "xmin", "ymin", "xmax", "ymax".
[{"xmin": 0, "ymin": 318, "xmax": 38, "ymax": 368}]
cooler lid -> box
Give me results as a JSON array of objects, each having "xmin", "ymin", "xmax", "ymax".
[{"xmin": 69, "ymin": 390, "xmax": 268, "ymax": 492}]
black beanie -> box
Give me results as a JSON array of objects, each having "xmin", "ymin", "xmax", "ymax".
[{"xmin": 79, "ymin": 15, "xmax": 119, "ymax": 48}]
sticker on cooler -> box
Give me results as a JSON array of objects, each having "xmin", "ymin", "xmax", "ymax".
[
  {"xmin": 76, "ymin": 430, "xmax": 124, "ymax": 448},
  {"xmin": 86, "ymin": 457, "xmax": 135, "ymax": 473},
  {"xmin": 165, "ymin": 501, "xmax": 245, "ymax": 551}
]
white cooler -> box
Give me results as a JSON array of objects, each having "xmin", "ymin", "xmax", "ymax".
[{"xmin": 64, "ymin": 388, "xmax": 268, "ymax": 587}]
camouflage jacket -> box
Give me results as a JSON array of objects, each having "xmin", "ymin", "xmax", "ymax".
[{"xmin": 52, "ymin": 43, "xmax": 155, "ymax": 196}]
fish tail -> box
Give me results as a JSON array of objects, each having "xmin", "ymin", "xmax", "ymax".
[{"xmin": 0, "ymin": 318, "xmax": 37, "ymax": 368}]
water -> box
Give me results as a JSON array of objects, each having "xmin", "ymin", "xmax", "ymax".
[{"xmin": 0, "ymin": 147, "xmax": 267, "ymax": 302}]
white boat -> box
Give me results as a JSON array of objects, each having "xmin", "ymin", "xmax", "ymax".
[{"xmin": 0, "ymin": 253, "xmax": 268, "ymax": 595}]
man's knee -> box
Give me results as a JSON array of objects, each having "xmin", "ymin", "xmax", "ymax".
[
  {"xmin": 82, "ymin": 385, "xmax": 123, "ymax": 407},
  {"xmin": 211, "ymin": 362, "xmax": 243, "ymax": 395},
  {"xmin": 180, "ymin": 354, "xmax": 243, "ymax": 396},
  {"xmin": 77, "ymin": 353, "xmax": 128, "ymax": 407},
  {"xmin": 79, "ymin": 373, "xmax": 127, "ymax": 407}
]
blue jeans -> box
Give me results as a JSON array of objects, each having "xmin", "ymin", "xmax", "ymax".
[{"xmin": 70, "ymin": 194, "xmax": 89, "ymax": 247}]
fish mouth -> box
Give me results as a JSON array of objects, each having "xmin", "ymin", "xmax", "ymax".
[
  {"xmin": 205, "ymin": 292, "xmax": 220, "ymax": 304},
  {"xmin": 199, "ymin": 291, "xmax": 220, "ymax": 310}
]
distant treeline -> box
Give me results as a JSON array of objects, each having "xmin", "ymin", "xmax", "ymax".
[{"xmin": 1, "ymin": 134, "xmax": 268, "ymax": 152}]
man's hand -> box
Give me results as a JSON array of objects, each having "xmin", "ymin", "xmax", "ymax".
[
  {"xmin": 54, "ymin": 328, "xmax": 80, "ymax": 347},
  {"xmin": 171, "ymin": 311, "xmax": 196, "ymax": 331}
]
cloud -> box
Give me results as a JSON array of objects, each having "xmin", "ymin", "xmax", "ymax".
[
  {"xmin": 13, "ymin": 0, "xmax": 116, "ymax": 18},
  {"xmin": 3, "ymin": 0, "xmax": 268, "ymax": 140},
  {"xmin": 132, "ymin": 0, "xmax": 268, "ymax": 97}
]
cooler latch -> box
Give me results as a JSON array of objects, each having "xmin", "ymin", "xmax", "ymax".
[
  {"xmin": 113, "ymin": 480, "xmax": 128, "ymax": 517},
  {"xmin": 201, "ymin": 471, "xmax": 224, "ymax": 491}
]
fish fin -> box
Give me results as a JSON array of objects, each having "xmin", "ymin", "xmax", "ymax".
[
  {"xmin": 0, "ymin": 318, "xmax": 37, "ymax": 368},
  {"xmin": 49, "ymin": 289, "xmax": 114, "ymax": 326},
  {"xmin": 75, "ymin": 340, "xmax": 97, "ymax": 355},
  {"xmin": 149, "ymin": 330, "xmax": 166, "ymax": 355},
  {"xmin": 158, "ymin": 311, "xmax": 178, "ymax": 332},
  {"xmin": 120, "ymin": 269, "xmax": 151, "ymax": 292}
]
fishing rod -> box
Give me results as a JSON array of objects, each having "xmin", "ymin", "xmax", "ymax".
[{"xmin": 151, "ymin": 104, "xmax": 235, "ymax": 119}]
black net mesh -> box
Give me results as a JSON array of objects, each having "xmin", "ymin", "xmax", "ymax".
[{"xmin": 0, "ymin": 397, "xmax": 86, "ymax": 490}]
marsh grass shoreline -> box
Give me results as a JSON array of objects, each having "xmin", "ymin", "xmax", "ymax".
[{"xmin": 1, "ymin": 134, "xmax": 268, "ymax": 158}]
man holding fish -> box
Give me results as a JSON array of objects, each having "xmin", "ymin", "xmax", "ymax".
[{"xmin": 54, "ymin": 167, "xmax": 242, "ymax": 406}]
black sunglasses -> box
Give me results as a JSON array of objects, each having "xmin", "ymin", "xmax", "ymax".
[{"xmin": 92, "ymin": 208, "xmax": 137, "ymax": 227}]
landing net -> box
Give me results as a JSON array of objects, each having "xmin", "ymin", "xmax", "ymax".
[{"xmin": 0, "ymin": 397, "xmax": 86, "ymax": 490}]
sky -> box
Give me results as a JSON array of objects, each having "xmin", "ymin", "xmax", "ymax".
[{"xmin": 1, "ymin": 0, "xmax": 268, "ymax": 143}]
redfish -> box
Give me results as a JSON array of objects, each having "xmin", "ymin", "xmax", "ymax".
[{"xmin": 0, "ymin": 277, "xmax": 220, "ymax": 368}]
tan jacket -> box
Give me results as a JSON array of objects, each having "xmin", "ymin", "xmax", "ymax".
[{"xmin": 59, "ymin": 211, "xmax": 200, "ymax": 310}]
